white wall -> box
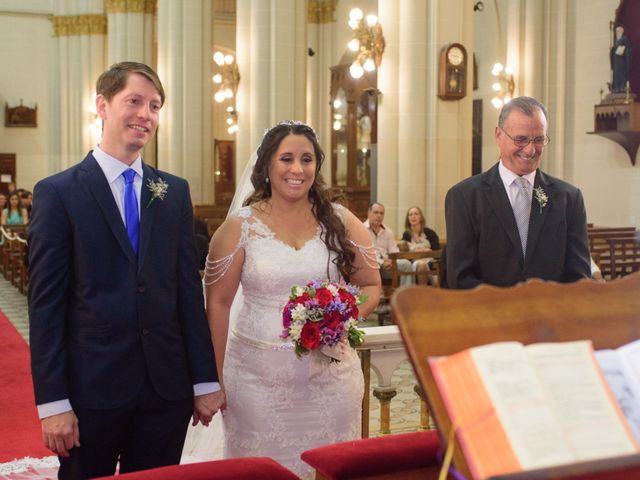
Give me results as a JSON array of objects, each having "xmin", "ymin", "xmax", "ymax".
[
  {"xmin": 0, "ymin": 8, "xmax": 53, "ymax": 191},
  {"xmin": 567, "ymin": 0, "xmax": 640, "ymax": 228}
]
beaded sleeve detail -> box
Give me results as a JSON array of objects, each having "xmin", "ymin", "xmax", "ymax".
[
  {"xmin": 203, "ymin": 207, "xmax": 272, "ymax": 285},
  {"xmin": 349, "ymin": 240, "xmax": 378, "ymax": 269},
  {"xmin": 331, "ymin": 203, "xmax": 378, "ymax": 269}
]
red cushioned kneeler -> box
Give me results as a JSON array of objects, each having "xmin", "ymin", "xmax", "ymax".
[
  {"xmin": 301, "ymin": 431, "xmax": 442, "ymax": 480},
  {"xmin": 93, "ymin": 457, "xmax": 300, "ymax": 479}
]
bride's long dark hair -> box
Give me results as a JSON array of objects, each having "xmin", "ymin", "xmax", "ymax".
[{"xmin": 244, "ymin": 120, "xmax": 356, "ymax": 280}]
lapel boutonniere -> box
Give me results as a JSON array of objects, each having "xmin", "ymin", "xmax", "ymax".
[
  {"xmin": 533, "ymin": 186, "xmax": 548, "ymax": 214},
  {"xmin": 146, "ymin": 177, "xmax": 169, "ymax": 207}
]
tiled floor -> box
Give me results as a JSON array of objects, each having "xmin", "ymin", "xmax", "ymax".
[
  {"xmin": 0, "ymin": 276, "xmax": 421, "ymax": 436},
  {"xmin": 0, "ymin": 276, "xmax": 30, "ymax": 342}
]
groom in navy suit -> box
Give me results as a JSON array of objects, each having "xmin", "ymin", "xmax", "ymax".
[
  {"xmin": 28, "ymin": 62, "xmax": 224, "ymax": 479},
  {"xmin": 445, "ymin": 96, "xmax": 591, "ymax": 289}
]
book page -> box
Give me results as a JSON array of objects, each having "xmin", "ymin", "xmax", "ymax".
[
  {"xmin": 596, "ymin": 349, "xmax": 640, "ymax": 443},
  {"xmin": 429, "ymin": 350, "xmax": 520, "ymax": 480},
  {"xmin": 470, "ymin": 342, "xmax": 574, "ymax": 471},
  {"xmin": 616, "ymin": 340, "xmax": 640, "ymax": 402},
  {"xmin": 527, "ymin": 341, "xmax": 638, "ymax": 462}
]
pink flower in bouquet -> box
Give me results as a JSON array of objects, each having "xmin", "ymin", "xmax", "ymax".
[{"xmin": 281, "ymin": 280, "xmax": 367, "ymax": 360}]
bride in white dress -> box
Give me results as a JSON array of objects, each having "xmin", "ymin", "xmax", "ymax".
[{"xmin": 198, "ymin": 121, "xmax": 381, "ymax": 478}]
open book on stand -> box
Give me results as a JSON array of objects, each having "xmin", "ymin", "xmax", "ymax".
[
  {"xmin": 596, "ymin": 339, "xmax": 640, "ymax": 444},
  {"xmin": 429, "ymin": 340, "xmax": 639, "ymax": 480}
]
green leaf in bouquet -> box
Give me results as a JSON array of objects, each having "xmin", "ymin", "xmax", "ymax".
[{"xmin": 348, "ymin": 325, "xmax": 365, "ymax": 348}]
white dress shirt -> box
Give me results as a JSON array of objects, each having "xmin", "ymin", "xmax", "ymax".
[{"xmin": 498, "ymin": 160, "xmax": 536, "ymax": 207}]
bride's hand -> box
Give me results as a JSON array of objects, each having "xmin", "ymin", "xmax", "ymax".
[{"xmin": 192, "ymin": 390, "xmax": 227, "ymax": 426}]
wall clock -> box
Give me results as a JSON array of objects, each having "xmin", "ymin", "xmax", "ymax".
[{"xmin": 438, "ymin": 43, "xmax": 467, "ymax": 100}]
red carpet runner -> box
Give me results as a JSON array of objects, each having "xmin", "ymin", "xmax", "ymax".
[{"xmin": 0, "ymin": 309, "xmax": 57, "ymax": 479}]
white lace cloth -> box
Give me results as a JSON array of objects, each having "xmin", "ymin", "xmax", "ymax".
[
  {"xmin": 0, "ymin": 456, "xmax": 59, "ymax": 479},
  {"xmin": 185, "ymin": 206, "xmax": 364, "ymax": 479}
]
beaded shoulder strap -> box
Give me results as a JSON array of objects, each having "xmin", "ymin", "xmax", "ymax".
[
  {"xmin": 349, "ymin": 240, "xmax": 378, "ymax": 269},
  {"xmin": 203, "ymin": 207, "xmax": 270, "ymax": 285},
  {"xmin": 332, "ymin": 203, "xmax": 378, "ymax": 270}
]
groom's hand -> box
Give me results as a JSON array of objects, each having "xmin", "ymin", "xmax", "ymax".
[
  {"xmin": 42, "ymin": 410, "xmax": 80, "ymax": 457},
  {"xmin": 192, "ymin": 391, "xmax": 226, "ymax": 427}
]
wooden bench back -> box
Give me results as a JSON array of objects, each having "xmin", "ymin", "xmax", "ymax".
[{"xmin": 388, "ymin": 249, "xmax": 442, "ymax": 288}]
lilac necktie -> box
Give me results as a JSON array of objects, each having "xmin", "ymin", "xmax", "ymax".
[
  {"xmin": 122, "ymin": 169, "xmax": 139, "ymax": 255},
  {"xmin": 513, "ymin": 177, "xmax": 531, "ymax": 258}
]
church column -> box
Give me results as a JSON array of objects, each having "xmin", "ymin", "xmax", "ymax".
[
  {"xmin": 428, "ymin": 0, "xmax": 474, "ymax": 235},
  {"xmin": 156, "ymin": 0, "xmax": 213, "ymax": 203},
  {"xmin": 105, "ymin": 0, "xmax": 155, "ymax": 64},
  {"xmin": 105, "ymin": 0, "xmax": 157, "ymax": 166},
  {"xmin": 505, "ymin": 0, "xmax": 570, "ymax": 179},
  {"xmin": 378, "ymin": 0, "xmax": 473, "ymax": 234},
  {"xmin": 307, "ymin": 0, "xmax": 336, "ymax": 181},
  {"xmin": 542, "ymin": 0, "xmax": 569, "ymax": 179},
  {"xmin": 50, "ymin": 2, "xmax": 107, "ymax": 172},
  {"xmin": 377, "ymin": 1, "xmax": 400, "ymax": 223},
  {"xmin": 396, "ymin": 1, "xmax": 429, "ymax": 227},
  {"xmin": 235, "ymin": 0, "xmax": 307, "ymax": 183}
]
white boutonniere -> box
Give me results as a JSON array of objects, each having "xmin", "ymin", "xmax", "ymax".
[
  {"xmin": 533, "ymin": 186, "xmax": 548, "ymax": 214},
  {"xmin": 146, "ymin": 178, "xmax": 169, "ymax": 207}
]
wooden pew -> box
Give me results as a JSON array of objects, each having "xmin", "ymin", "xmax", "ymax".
[
  {"xmin": 393, "ymin": 273, "xmax": 640, "ymax": 480},
  {"xmin": 607, "ymin": 237, "xmax": 640, "ymax": 279},
  {"xmin": 588, "ymin": 227, "xmax": 637, "ymax": 278},
  {"xmin": 389, "ymin": 249, "xmax": 442, "ymax": 289},
  {"xmin": 193, "ymin": 204, "xmax": 229, "ymax": 237}
]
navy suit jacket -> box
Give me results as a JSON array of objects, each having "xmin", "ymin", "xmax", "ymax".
[
  {"xmin": 28, "ymin": 153, "xmax": 218, "ymax": 409},
  {"xmin": 445, "ymin": 163, "xmax": 591, "ymax": 289}
]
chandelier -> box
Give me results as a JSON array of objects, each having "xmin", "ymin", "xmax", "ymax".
[
  {"xmin": 491, "ymin": 63, "xmax": 515, "ymax": 109},
  {"xmin": 225, "ymin": 106, "xmax": 238, "ymax": 135},
  {"xmin": 212, "ymin": 50, "xmax": 240, "ymax": 103},
  {"xmin": 347, "ymin": 8, "xmax": 385, "ymax": 79}
]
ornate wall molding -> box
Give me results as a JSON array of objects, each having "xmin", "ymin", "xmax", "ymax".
[
  {"xmin": 105, "ymin": 0, "xmax": 157, "ymax": 15},
  {"xmin": 52, "ymin": 14, "xmax": 107, "ymax": 37},
  {"xmin": 308, "ymin": 0, "xmax": 336, "ymax": 24}
]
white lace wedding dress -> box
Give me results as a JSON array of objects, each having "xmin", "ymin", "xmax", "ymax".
[{"xmin": 185, "ymin": 206, "xmax": 364, "ymax": 479}]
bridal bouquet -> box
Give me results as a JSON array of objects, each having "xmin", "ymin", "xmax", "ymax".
[{"xmin": 281, "ymin": 280, "xmax": 366, "ymax": 360}]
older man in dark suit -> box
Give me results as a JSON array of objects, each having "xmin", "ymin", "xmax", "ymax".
[
  {"xmin": 28, "ymin": 62, "xmax": 225, "ymax": 479},
  {"xmin": 445, "ymin": 96, "xmax": 591, "ymax": 289}
]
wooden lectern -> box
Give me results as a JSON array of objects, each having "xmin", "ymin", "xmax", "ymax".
[{"xmin": 392, "ymin": 273, "xmax": 640, "ymax": 480}]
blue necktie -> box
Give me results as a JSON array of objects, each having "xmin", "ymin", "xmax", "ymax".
[{"xmin": 122, "ymin": 169, "xmax": 139, "ymax": 255}]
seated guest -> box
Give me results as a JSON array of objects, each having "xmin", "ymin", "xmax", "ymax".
[
  {"xmin": 19, "ymin": 190, "xmax": 33, "ymax": 215},
  {"xmin": 1, "ymin": 191, "xmax": 28, "ymax": 226},
  {"xmin": 402, "ymin": 206, "xmax": 440, "ymax": 285},
  {"xmin": 591, "ymin": 257, "xmax": 604, "ymax": 282},
  {"xmin": 1, "ymin": 191, "xmax": 28, "ymax": 246},
  {"xmin": 363, "ymin": 202, "xmax": 413, "ymax": 286}
]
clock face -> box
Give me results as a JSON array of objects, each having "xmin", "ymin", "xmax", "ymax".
[{"xmin": 447, "ymin": 46, "xmax": 464, "ymax": 66}]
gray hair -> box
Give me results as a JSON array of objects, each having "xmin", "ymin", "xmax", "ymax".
[{"xmin": 498, "ymin": 96, "xmax": 548, "ymax": 129}]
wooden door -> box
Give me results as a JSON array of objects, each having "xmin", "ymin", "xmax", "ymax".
[{"xmin": 0, "ymin": 154, "xmax": 16, "ymax": 194}]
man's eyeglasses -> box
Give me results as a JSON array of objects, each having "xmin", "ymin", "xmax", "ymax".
[{"xmin": 500, "ymin": 128, "xmax": 550, "ymax": 148}]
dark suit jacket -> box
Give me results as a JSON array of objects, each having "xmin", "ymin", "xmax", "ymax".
[
  {"xmin": 401, "ymin": 227, "xmax": 440, "ymax": 250},
  {"xmin": 28, "ymin": 153, "xmax": 218, "ymax": 409},
  {"xmin": 444, "ymin": 163, "xmax": 591, "ymax": 289}
]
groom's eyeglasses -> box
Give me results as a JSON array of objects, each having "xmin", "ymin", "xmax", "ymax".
[{"xmin": 500, "ymin": 127, "xmax": 550, "ymax": 148}]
